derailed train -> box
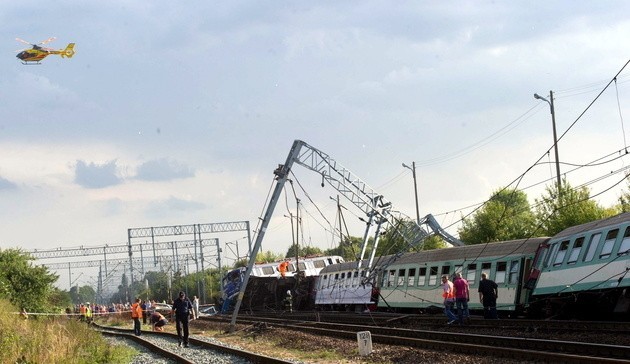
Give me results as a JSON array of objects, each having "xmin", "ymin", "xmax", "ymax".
[
  {"xmin": 316, "ymin": 212, "xmax": 630, "ymax": 319},
  {"xmin": 220, "ymin": 255, "xmax": 344, "ymax": 312},
  {"xmin": 225, "ymin": 212, "xmax": 630, "ymax": 319}
]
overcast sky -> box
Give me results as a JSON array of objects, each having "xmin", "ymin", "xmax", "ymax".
[{"xmin": 2, "ymin": 1, "xmax": 630, "ymax": 289}]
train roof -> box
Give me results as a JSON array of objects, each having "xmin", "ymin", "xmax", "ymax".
[
  {"xmin": 319, "ymin": 259, "xmax": 371, "ymax": 274},
  {"xmin": 552, "ymin": 212, "xmax": 630, "ymax": 239},
  {"xmin": 319, "ymin": 238, "xmax": 548, "ymax": 273},
  {"xmin": 388, "ymin": 237, "xmax": 548, "ymax": 266}
]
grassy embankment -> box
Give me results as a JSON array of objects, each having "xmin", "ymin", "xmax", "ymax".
[{"xmin": 0, "ymin": 300, "xmax": 136, "ymax": 364}]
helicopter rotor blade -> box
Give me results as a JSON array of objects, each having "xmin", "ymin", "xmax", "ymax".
[
  {"xmin": 39, "ymin": 37, "xmax": 56, "ymax": 45},
  {"xmin": 16, "ymin": 38, "xmax": 33, "ymax": 45}
]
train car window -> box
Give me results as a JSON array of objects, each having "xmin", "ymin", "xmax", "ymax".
[
  {"xmin": 388, "ymin": 270, "xmax": 396, "ymax": 287},
  {"xmin": 418, "ymin": 267, "xmax": 427, "ymax": 286},
  {"xmin": 584, "ymin": 232, "xmax": 602, "ymax": 262},
  {"xmin": 454, "ymin": 265, "xmax": 462, "ymax": 275},
  {"xmin": 535, "ymin": 245, "xmax": 549, "ymax": 269},
  {"xmin": 619, "ymin": 227, "xmax": 630, "ymax": 256},
  {"xmin": 481, "ymin": 262, "xmax": 491, "ymax": 282},
  {"xmin": 360, "ymin": 270, "xmax": 366, "ymax": 277},
  {"xmin": 262, "ymin": 266, "xmax": 274, "ymax": 275},
  {"xmin": 298, "ymin": 262, "xmax": 306, "ymax": 271},
  {"xmin": 334, "ymin": 273, "xmax": 339, "ymax": 281},
  {"xmin": 553, "ymin": 240, "xmax": 570, "ymax": 266},
  {"xmin": 429, "ymin": 266, "xmax": 438, "ymax": 285},
  {"xmin": 545, "ymin": 242, "xmax": 560, "ymax": 268},
  {"xmin": 495, "ymin": 262, "xmax": 506, "ymax": 284},
  {"xmin": 408, "ymin": 268, "xmax": 416, "ymax": 286},
  {"xmin": 441, "ymin": 266, "xmax": 450, "ymax": 276},
  {"xmin": 567, "ymin": 237, "xmax": 585, "ymax": 264},
  {"xmin": 381, "ymin": 272, "xmax": 388, "ymax": 287},
  {"xmin": 313, "ymin": 260, "xmax": 326, "ymax": 269},
  {"xmin": 466, "ymin": 264, "xmax": 476, "ymax": 282},
  {"xmin": 286, "ymin": 263, "xmax": 296, "ymax": 272},
  {"xmin": 600, "ymin": 229, "xmax": 618, "ymax": 259},
  {"xmin": 509, "ymin": 260, "xmax": 520, "ymax": 284},
  {"xmin": 397, "ymin": 269, "xmax": 405, "ymax": 286}
]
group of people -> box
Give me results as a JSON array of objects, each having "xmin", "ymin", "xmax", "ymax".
[
  {"xmin": 130, "ymin": 292, "xmax": 199, "ymax": 348},
  {"xmin": 442, "ymin": 272, "xmax": 498, "ymax": 325}
]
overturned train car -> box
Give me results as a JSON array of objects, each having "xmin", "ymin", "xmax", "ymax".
[{"xmin": 221, "ymin": 255, "xmax": 344, "ymax": 313}]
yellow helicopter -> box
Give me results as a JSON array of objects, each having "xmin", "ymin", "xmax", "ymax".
[{"xmin": 15, "ymin": 37, "xmax": 75, "ymax": 64}]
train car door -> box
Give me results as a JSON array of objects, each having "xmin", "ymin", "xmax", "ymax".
[{"xmin": 516, "ymin": 256, "xmax": 532, "ymax": 306}]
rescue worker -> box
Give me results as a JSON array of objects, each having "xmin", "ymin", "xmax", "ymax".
[
  {"xmin": 79, "ymin": 303, "xmax": 86, "ymax": 322},
  {"xmin": 85, "ymin": 303, "xmax": 93, "ymax": 324},
  {"xmin": 441, "ymin": 275, "xmax": 457, "ymax": 324},
  {"xmin": 131, "ymin": 298, "xmax": 143, "ymax": 336},
  {"xmin": 284, "ymin": 290, "xmax": 293, "ymax": 313},
  {"xmin": 278, "ymin": 259, "xmax": 289, "ymax": 278}
]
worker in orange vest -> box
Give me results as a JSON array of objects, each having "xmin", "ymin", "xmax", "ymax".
[
  {"xmin": 79, "ymin": 303, "xmax": 86, "ymax": 322},
  {"xmin": 131, "ymin": 298, "xmax": 143, "ymax": 336},
  {"xmin": 441, "ymin": 275, "xmax": 457, "ymax": 324},
  {"xmin": 278, "ymin": 259, "xmax": 289, "ymax": 278}
]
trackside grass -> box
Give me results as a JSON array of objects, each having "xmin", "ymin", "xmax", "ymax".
[{"xmin": 0, "ymin": 300, "xmax": 136, "ymax": 364}]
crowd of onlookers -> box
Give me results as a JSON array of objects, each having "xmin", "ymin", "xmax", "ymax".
[{"xmin": 67, "ymin": 299, "xmax": 170, "ymax": 321}]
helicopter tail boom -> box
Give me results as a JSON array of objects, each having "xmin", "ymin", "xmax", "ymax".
[{"xmin": 60, "ymin": 43, "xmax": 75, "ymax": 58}]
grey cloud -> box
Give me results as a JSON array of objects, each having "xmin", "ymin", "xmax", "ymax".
[
  {"xmin": 74, "ymin": 160, "xmax": 121, "ymax": 189},
  {"xmin": 0, "ymin": 176, "xmax": 17, "ymax": 190},
  {"xmin": 135, "ymin": 158, "xmax": 195, "ymax": 181},
  {"xmin": 145, "ymin": 196, "xmax": 206, "ymax": 219}
]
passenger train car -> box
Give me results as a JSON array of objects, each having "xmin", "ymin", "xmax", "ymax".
[
  {"xmin": 314, "ymin": 212, "xmax": 630, "ymax": 319},
  {"xmin": 528, "ymin": 213, "xmax": 630, "ymax": 318},
  {"xmin": 314, "ymin": 238, "xmax": 547, "ymax": 314},
  {"xmin": 376, "ymin": 238, "xmax": 548, "ymax": 314},
  {"xmin": 221, "ymin": 255, "xmax": 344, "ymax": 313},
  {"xmin": 314, "ymin": 259, "xmax": 379, "ymax": 311}
]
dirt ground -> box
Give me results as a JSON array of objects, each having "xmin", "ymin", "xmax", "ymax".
[{"xmin": 187, "ymin": 319, "xmax": 527, "ymax": 364}]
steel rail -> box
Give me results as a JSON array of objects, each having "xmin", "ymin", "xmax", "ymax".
[
  {"xmin": 97, "ymin": 328, "xmax": 195, "ymax": 364},
  {"xmin": 205, "ymin": 316, "xmax": 630, "ymax": 363}
]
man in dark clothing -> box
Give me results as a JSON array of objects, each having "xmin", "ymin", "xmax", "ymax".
[
  {"xmin": 478, "ymin": 273, "xmax": 499, "ymax": 319},
  {"xmin": 172, "ymin": 291, "xmax": 193, "ymax": 347},
  {"xmin": 141, "ymin": 301, "xmax": 148, "ymax": 324}
]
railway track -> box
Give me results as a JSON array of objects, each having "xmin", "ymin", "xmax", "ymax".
[
  {"xmin": 92, "ymin": 323, "xmax": 293, "ymax": 364},
  {"xmin": 242, "ymin": 311, "xmax": 630, "ymax": 334},
  {"xmin": 202, "ymin": 315, "xmax": 630, "ymax": 363}
]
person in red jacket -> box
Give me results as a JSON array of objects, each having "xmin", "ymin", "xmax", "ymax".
[
  {"xmin": 131, "ymin": 298, "xmax": 143, "ymax": 336},
  {"xmin": 453, "ymin": 272, "xmax": 470, "ymax": 325}
]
